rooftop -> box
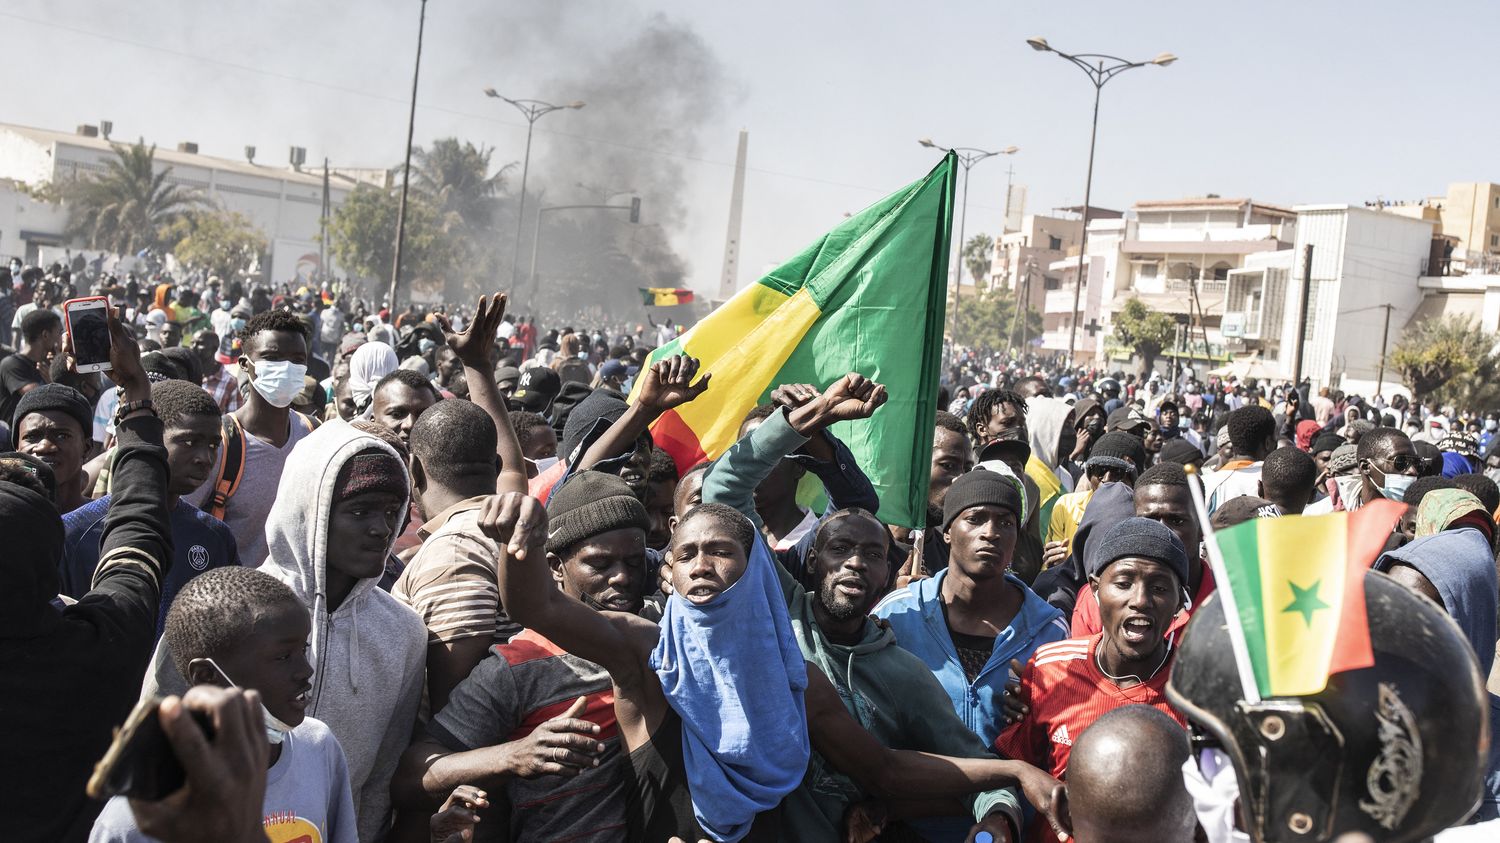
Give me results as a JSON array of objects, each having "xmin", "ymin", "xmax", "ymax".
[
  {"xmin": 1133, "ymin": 196, "xmax": 1295, "ymax": 218},
  {"xmin": 0, "ymin": 122, "xmax": 387, "ymax": 190}
]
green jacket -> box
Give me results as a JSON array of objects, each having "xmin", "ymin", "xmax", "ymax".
[{"xmin": 701, "ymin": 408, "xmax": 1022, "ymax": 841}]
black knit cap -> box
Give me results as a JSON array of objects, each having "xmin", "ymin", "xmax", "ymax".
[
  {"xmin": 1158, "ymin": 437, "xmax": 1205, "ymax": 466},
  {"xmin": 12, "ymin": 383, "xmax": 93, "ymax": 437},
  {"xmin": 546, "ymin": 470, "xmax": 650, "ymax": 554},
  {"xmin": 1085, "ymin": 431, "xmax": 1146, "ymax": 476},
  {"xmin": 1086, "ymin": 516, "xmax": 1189, "ymax": 587},
  {"xmin": 1311, "ymin": 432, "xmax": 1345, "ymax": 456},
  {"xmin": 942, "ymin": 468, "xmax": 1024, "ymax": 530}
]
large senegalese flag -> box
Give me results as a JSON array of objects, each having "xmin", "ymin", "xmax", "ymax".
[
  {"xmin": 1212, "ymin": 500, "xmax": 1403, "ymax": 697},
  {"xmin": 640, "ymin": 287, "xmax": 695, "ymax": 306},
  {"xmin": 628, "ymin": 154, "xmax": 956, "ymax": 528}
]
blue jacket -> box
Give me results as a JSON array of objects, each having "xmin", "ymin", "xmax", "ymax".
[{"xmin": 872, "ymin": 568, "xmax": 1069, "ymax": 747}]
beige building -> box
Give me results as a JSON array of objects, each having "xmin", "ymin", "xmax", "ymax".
[
  {"xmin": 1381, "ymin": 182, "xmax": 1500, "ymax": 274},
  {"xmin": 988, "ymin": 213, "xmax": 1085, "ymax": 313}
]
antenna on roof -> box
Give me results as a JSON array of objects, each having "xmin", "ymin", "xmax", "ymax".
[
  {"xmin": 245, "ymin": 146, "xmax": 256, "ymax": 164},
  {"xmin": 99, "ymin": 120, "xmax": 113, "ymax": 140}
]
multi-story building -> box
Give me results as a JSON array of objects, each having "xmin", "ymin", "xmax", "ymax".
[
  {"xmin": 0, "ymin": 122, "xmax": 387, "ymax": 282},
  {"xmin": 1381, "ymin": 182, "xmax": 1500, "ymax": 275},
  {"xmin": 988, "ymin": 212, "xmax": 1086, "ymax": 314},
  {"xmin": 1041, "ymin": 197, "xmax": 1296, "ymax": 364}
]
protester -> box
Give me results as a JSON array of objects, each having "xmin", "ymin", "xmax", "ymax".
[
  {"xmin": 1202, "ymin": 405, "xmax": 1276, "ymax": 512},
  {"xmin": 259, "ymin": 420, "xmax": 428, "ymax": 840},
  {"xmin": 370, "ymin": 368, "xmax": 442, "ymax": 450},
  {"xmin": 189, "ymin": 308, "xmax": 317, "ymax": 566},
  {"xmin": 1, "ymin": 310, "xmax": 165, "ymax": 840},
  {"xmin": 1259, "ymin": 444, "xmax": 1319, "ymax": 515},
  {"xmin": 90, "ymin": 567, "xmax": 357, "ymax": 843},
  {"xmin": 0, "ymin": 308, "xmax": 62, "ymax": 424},
  {"xmin": 1063, "ymin": 705, "xmax": 1196, "ymax": 843},
  {"xmin": 62, "ymin": 380, "xmax": 239, "ymax": 633},
  {"xmin": 14, "ymin": 382, "xmax": 95, "ymax": 513}
]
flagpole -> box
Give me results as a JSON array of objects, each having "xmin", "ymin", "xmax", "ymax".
[{"xmin": 1184, "ymin": 466, "xmax": 1262, "ymax": 703}]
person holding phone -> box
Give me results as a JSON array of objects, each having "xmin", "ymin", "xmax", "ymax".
[{"xmin": 0, "ymin": 306, "xmax": 171, "ymax": 841}]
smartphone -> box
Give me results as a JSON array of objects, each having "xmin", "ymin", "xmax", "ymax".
[
  {"xmin": 64, "ymin": 296, "xmax": 113, "ymax": 373},
  {"xmin": 86, "ymin": 695, "xmax": 213, "ymax": 802}
]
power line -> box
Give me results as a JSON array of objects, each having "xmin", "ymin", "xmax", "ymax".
[{"xmin": 2, "ymin": 11, "xmax": 1013, "ymax": 209}]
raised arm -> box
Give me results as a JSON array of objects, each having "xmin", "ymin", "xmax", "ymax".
[
  {"xmin": 442, "ymin": 293, "xmax": 527, "ymax": 495},
  {"xmin": 482, "ymin": 492, "xmax": 655, "ymax": 687},
  {"xmin": 770, "ymin": 383, "xmax": 880, "ymax": 514},
  {"xmin": 574, "ymin": 354, "xmax": 710, "ymax": 471}
]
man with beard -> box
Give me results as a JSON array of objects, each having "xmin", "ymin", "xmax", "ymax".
[
  {"xmin": 704, "ymin": 381, "xmax": 1025, "ymax": 842},
  {"xmin": 392, "ymin": 469, "xmax": 652, "ymax": 842}
]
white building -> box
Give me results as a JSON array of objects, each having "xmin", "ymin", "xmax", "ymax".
[
  {"xmin": 1240, "ymin": 205, "xmax": 1434, "ymax": 396},
  {"xmin": 989, "ymin": 212, "xmax": 1086, "ymax": 314},
  {"xmin": 0, "ymin": 122, "xmax": 387, "ymax": 282}
]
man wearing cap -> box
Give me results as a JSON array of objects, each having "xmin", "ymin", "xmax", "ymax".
[
  {"xmin": 394, "ymin": 474, "xmax": 650, "ymax": 843},
  {"xmin": 1156, "ymin": 399, "xmax": 1201, "ymax": 451},
  {"xmin": 874, "ymin": 470, "xmax": 1069, "ymax": 762},
  {"xmin": 493, "ymin": 365, "xmax": 522, "ymax": 399},
  {"xmin": 14, "ymin": 382, "xmax": 95, "ymax": 514},
  {"xmin": 996, "ymin": 517, "xmax": 1190, "ymax": 837},
  {"xmin": 1157, "ymin": 437, "xmax": 1204, "ymax": 471},
  {"xmin": 509, "ymin": 366, "xmax": 560, "ymax": 416},
  {"xmin": 595, "ymin": 358, "xmax": 637, "ymax": 394},
  {"xmin": 1045, "ymin": 431, "xmax": 1145, "ymax": 555}
]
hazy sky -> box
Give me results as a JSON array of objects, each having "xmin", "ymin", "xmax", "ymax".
[{"xmin": 6, "ymin": 1, "xmax": 1497, "ymax": 294}]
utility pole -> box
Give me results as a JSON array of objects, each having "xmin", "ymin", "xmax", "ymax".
[
  {"xmin": 389, "ymin": 0, "xmax": 428, "ymax": 313},
  {"xmin": 1375, "ymin": 303, "xmax": 1394, "ymax": 397},
  {"xmin": 1290, "ymin": 244, "xmax": 1315, "ymax": 388}
]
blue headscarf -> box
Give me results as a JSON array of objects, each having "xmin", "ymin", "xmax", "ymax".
[{"xmin": 651, "ymin": 530, "xmax": 810, "ymax": 841}]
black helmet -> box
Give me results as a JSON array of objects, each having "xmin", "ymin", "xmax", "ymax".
[{"xmin": 1167, "ymin": 571, "xmax": 1488, "ymax": 843}]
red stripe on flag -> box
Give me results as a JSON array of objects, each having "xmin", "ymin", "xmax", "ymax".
[
  {"xmin": 1329, "ymin": 500, "xmax": 1404, "ymax": 676},
  {"xmin": 650, "ymin": 408, "xmax": 709, "ymax": 476}
]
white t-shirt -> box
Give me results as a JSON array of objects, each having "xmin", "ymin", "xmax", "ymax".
[
  {"xmin": 190, "ymin": 411, "xmax": 315, "ymax": 567},
  {"xmin": 1204, "ymin": 461, "xmax": 1264, "ymax": 514}
]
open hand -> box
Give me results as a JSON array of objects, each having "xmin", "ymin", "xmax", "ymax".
[
  {"xmin": 505, "ymin": 697, "xmax": 606, "ymax": 779},
  {"xmin": 636, "ymin": 355, "xmax": 711, "ymax": 412},
  {"xmin": 770, "ymin": 383, "xmax": 819, "ymax": 410},
  {"xmin": 443, "ymin": 293, "xmax": 507, "ymax": 369}
]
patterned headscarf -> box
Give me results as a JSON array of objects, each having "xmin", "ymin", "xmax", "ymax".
[{"xmin": 1416, "ymin": 489, "xmax": 1494, "ymax": 542}]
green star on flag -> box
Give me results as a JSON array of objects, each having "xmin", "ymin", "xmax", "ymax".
[{"xmin": 1282, "ymin": 579, "xmax": 1330, "ymax": 626}]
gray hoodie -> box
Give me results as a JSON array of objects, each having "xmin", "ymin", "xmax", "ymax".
[{"xmin": 261, "ymin": 420, "xmax": 427, "ymax": 842}]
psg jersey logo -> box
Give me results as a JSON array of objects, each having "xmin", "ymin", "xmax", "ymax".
[{"xmin": 188, "ymin": 545, "xmax": 210, "ymax": 571}]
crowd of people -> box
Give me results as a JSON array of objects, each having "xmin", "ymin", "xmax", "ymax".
[{"xmin": 1, "ymin": 255, "xmax": 1498, "ymax": 843}]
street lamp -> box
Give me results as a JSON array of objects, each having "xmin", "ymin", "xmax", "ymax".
[
  {"xmin": 1027, "ymin": 36, "xmax": 1175, "ymax": 365},
  {"xmin": 484, "ymin": 88, "xmax": 585, "ymax": 295},
  {"xmin": 918, "ymin": 139, "xmax": 1017, "ymax": 358}
]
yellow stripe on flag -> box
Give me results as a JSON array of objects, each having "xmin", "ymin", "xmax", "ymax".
[
  {"xmin": 1258, "ymin": 513, "xmax": 1348, "ymax": 696},
  {"xmin": 671, "ymin": 286, "xmax": 822, "ymax": 460}
]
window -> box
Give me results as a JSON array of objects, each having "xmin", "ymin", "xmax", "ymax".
[
  {"xmin": 1044, "ymin": 277, "xmax": 1061, "ymax": 291},
  {"xmin": 1491, "ymin": 233, "xmax": 1499, "ymax": 249},
  {"xmin": 1212, "ymin": 265, "xmax": 1230, "ymax": 281},
  {"xmin": 1137, "ymin": 263, "xmax": 1158, "ymax": 280},
  {"xmin": 1048, "ymin": 235, "xmax": 1063, "ymax": 251}
]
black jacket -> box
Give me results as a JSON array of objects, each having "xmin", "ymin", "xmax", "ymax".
[{"xmin": 0, "ymin": 415, "xmax": 173, "ymax": 842}]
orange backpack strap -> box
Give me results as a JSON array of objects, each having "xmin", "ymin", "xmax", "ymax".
[{"xmin": 209, "ymin": 415, "xmax": 245, "ymax": 521}]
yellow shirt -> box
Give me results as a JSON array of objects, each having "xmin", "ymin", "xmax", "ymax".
[{"xmin": 1046, "ymin": 489, "xmax": 1093, "ymax": 553}]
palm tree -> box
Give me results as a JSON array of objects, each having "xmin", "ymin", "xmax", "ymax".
[
  {"xmin": 409, "ymin": 138, "xmax": 516, "ymax": 230},
  {"xmin": 64, "ymin": 139, "xmax": 203, "ymax": 254},
  {"xmin": 963, "ymin": 233, "xmax": 994, "ymax": 285}
]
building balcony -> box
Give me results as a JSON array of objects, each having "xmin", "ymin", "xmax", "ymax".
[{"xmin": 1044, "ymin": 288, "xmax": 1082, "ymax": 314}]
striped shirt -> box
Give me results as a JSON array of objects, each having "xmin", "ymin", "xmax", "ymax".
[
  {"xmin": 429, "ymin": 630, "xmax": 627, "ymax": 843},
  {"xmin": 393, "ymin": 496, "xmax": 521, "ymax": 645},
  {"xmin": 201, "ymin": 365, "xmax": 242, "ymax": 414},
  {"xmin": 995, "ymin": 635, "xmax": 1186, "ymax": 784}
]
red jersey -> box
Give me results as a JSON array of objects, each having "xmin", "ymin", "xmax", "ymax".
[
  {"xmin": 1070, "ymin": 562, "xmax": 1215, "ymax": 640},
  {"xmin": 995, "ymin": 635, "xmax": 1186, "ymax": 782}
]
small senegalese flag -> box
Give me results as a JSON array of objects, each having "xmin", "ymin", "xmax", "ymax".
[
  {"xmin": 1211, "ymin": 500, "xmax": 1404, "ymax": 698},
  {"xmin": 640, "ymin": 287, "xmax": 695, "ymax": 306},
  {"xmin": 627, "ymin": 154, "xmax": 956, "ymax": 528}
]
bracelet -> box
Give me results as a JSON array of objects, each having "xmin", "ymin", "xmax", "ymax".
[{"xmin": 114, "ymin": 398, "xmax": 157, "ymax": 424}]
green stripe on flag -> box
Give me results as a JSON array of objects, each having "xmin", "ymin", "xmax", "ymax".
[{"xmin": 1217, "ymin": 519, "xmax": 1270, "ymax": 695}]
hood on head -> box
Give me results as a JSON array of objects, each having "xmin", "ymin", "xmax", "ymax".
[
  {"xmin": 0, "ymin": 482, "xmax": 64, "ymax": 637},
  {"xmin": 1026, "ymin": 396, "xmax": 1073, "ymax": 469},
  {"xmin": 1071, "ymin": 481, "xmax": 1137, "ymax": 575},
  {"xmin": 260, "ymin": 419, "xmax": 409, "ymax": 613}
]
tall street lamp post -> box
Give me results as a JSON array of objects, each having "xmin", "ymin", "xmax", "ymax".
[
  {"xmin": 483, "ymin": 89, "xmax": 584, "ymax": 296},
  {"xmin": 1027, "ymin": 36, "xmax": 1176, "ymax": 365},
  {"xmin": 918, "ymin": 139, "xmax": 1017, "ymax": 359}
]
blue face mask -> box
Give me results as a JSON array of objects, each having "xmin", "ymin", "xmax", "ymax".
[{"xmin": 1372, "ymin": 467, "xmax": 1416, "ymax": 502}]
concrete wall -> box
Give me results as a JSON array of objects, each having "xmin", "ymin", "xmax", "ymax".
[{"xmin": 0, "ymin": 181, "xmax": 69, "ymax": 263}]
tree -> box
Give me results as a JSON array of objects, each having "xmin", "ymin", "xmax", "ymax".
[
  {"xmin": 326, "ymin": 185, "xmax": 454, "ymax": 287},
  {"xmin": 951, "ymin": 284, "xmax": 1039, "ymax": 353},
  {"xmin": 1113, "ymin": 297, "xmax": 1176, "ymax": 375},
  {"xmin": 962, "ymin": 233, "xmax": 994, "ymax": 285},
  {"xmin": 164, "ymin": 209, "xmax": 268, "ymax": 281},
  {"xmin": 1391, "ymin": 315, "xmax": 1500, "ymax": 407},
  {"xmin": 410, "ymin": 138, "xmax": 514, "ymax": 228},
  {"xmin": 64, "ymin": 139, "xmax": 203, "ymax": 254}
]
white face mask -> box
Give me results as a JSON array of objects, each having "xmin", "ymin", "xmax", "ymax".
[
  {"xmin": 1335, "ymin": 474, "xmax": 1364, "ymax": 506},
  {"xmin": 1372, "ymin": 468, "xmax": 1416, "ymax": 503},
  {"xmin": 200, "ymin": 658, "xmax": 296, "ymax": 745},
  {"xmin": 530, "ymin": 456, "xmax": 559, "ymax": 474},
  {"xmin": 249, "ymin": 359, "xmax": 308, "ymax": 408}
]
